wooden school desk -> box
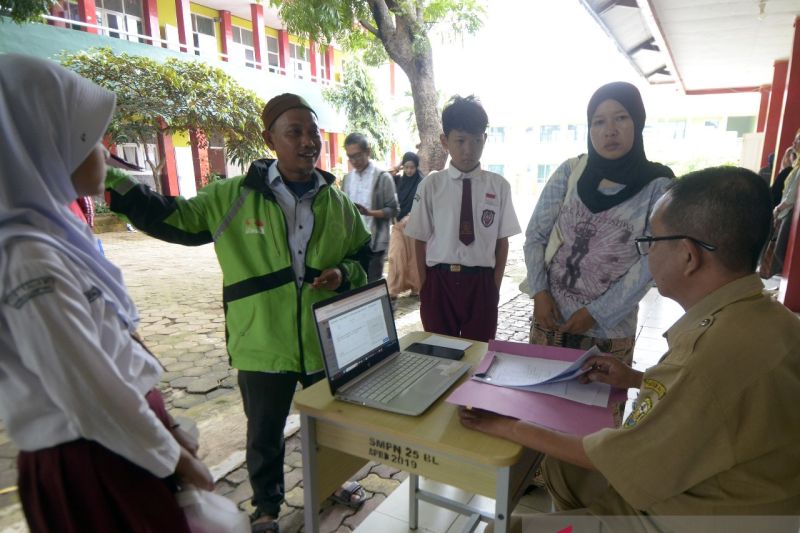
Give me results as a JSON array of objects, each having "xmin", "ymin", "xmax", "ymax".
[{"xmin": 295, "ymin": 331, "xmax": 541, "ymax": 533}]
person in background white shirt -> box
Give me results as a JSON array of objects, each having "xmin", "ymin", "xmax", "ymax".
[
  {"xmin": 0, "ymin": 54, "xmax": 212, "ymax": 532},
  {"xmin": 341, "ymin": 133, "xmax": 399, "ymax": 281}
]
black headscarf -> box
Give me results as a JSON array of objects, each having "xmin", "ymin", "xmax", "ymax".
[
  {"xmin": 577, "ymin": 82, "xmax": 674, "ymax": 213},
  {"xmin": 396, "ymin": 152, "xmax": 423, "ymax": 219}
]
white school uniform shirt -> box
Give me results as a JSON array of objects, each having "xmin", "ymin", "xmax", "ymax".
[
  {"xmin": 343, "ymin": 161, "xmax": 377, "ymax": 226},
  {"xmin": 405, "ymin": 164, "xmax": 521, "ymax": 268},
  {"xmin": 0, "ymin": 239, "xmax": 180, "ymax": 478}
]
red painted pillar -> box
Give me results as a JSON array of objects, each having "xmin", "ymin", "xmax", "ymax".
[
  {"xmin": 77, "ymin": 0, "xmax": 98, "ymax": 34},
  {"xmin": 756, "ymin": 85, "xmax": 770, "ymax": 133},
  {"xmin": 329, "ymin": 132, "xmax": 339, "ymax": 171},
  {"xmin": 324, "ymin": 46, "xmax": 334, "ymax": 81},
  {"xmin": 782, "ymin": 204, "xmax": 800, "ymax": 311},
  {"xmin": 389, "ymin": 61, "xmax": 396, "ymax": 97},
  {"xmin": 175, "ymin": 0, "xmax": 192, "ymax": 53},
  {"xmin": 278, "ymin": 29, "xmax": 290, "ymax": 75},
  {"xmin": 775, "ymin": 17, "xmax": 800, "ymax": 179},
  {"xmin": 142, "ymin": 0, "xmax": 159, "ymax": 45},
  {"xmin": 102, "ymin": 135, "xmax": 117, "ymax": 156},
  {"xmin": 309, "ymin": 40, "xmax": 318, "ymax": 81},
  {"xmin": 762, "ymin": 60, "xmax": 788, "ymax": 175},
  {"xmin": 250, "ymin": 3, "xmax": 266, "ymax": 70},
  {"xmin": 219, "ymin": 10, "xmax": 233, "ymax": 62},
  {"xmin": 157, "ymin": 120, "xmax": 180, "ymax": 195},
  {"xmin": 778, "ymin": 16, "xmax": 800, "ymax": 311}
]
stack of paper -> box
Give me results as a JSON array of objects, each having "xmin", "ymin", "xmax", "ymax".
[
  {"xmin": 471, "ymin": 346, "xmax": 610, "ymax": 407},
  {"xmin": 447, "ymin": 340, "xmax": 625, "ymax": 435}
]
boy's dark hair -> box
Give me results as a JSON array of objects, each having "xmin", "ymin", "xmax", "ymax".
[
  {"xmin": 344, "ymin": 132, "xmax": 370, "ymax": 152},
  {"xmin": 441, "ymin": 95, "xmax": 488, "ymax": 136},
  {"xmin": 661, "ymin": 166, "xmax": 772, "ymax": 273}
]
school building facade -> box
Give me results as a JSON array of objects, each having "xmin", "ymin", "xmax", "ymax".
[{"xmin": 0, "ymin": 0, "xmax": 402, "ymax": 198}]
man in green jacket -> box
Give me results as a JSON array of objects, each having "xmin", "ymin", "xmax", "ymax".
[{"xmin": 106, "ymin": 93, "xmax": 371, "ymax": 532}]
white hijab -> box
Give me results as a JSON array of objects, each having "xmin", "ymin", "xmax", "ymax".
[{"xmin": 0, "ymin": 54, "xmax": 139, "ymax": 329}]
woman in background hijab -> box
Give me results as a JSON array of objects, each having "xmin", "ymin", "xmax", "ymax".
[
  {"xmin": 0, "ymin": 54, "xmax": 212, "ymax": 532},
  {"xmin": 387, "ymin": 152, "xmax": 424, "ymax": 298},
  {"xmin": 523, "ymin": 82, "xmax": 673, "ymax": 422}
]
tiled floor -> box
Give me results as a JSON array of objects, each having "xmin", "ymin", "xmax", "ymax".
[{"xmin": 355, "ymin": 286, "xmax": 685, "ymax": 533}]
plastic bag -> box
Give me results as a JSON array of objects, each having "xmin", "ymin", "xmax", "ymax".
[{"xmin": 176, "ymin": 487, "xmax": 250, "ymax": 533}]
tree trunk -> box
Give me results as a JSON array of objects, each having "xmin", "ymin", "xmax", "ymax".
[
  {"xmin": 137, "ymin": 133, "xmax": 165, "ymax": 195},
  {"xmin": 365, "ymin": 2, "xmax": 448, "ymax": 175},
  {"xmin": 397, "ymin": 53, "xmax": 448, "ymax": 175}
]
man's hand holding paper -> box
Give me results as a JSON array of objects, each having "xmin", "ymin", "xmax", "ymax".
[{"xmin": 580, "ymin": 355, "xmax": 643, "ymax": 390}]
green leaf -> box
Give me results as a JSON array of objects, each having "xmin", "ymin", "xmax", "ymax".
[
  {"xmin": 59, "ymin": 47, "xmax": 266, "ymax": 179},
  {"xmin": 323, "ymin": 61, "xmax": 393, "ymax": 158}
]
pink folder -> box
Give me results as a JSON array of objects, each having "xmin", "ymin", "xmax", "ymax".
[{"xmin": 446, "ymin": 340, "xmax": 628, "ymax": 436}]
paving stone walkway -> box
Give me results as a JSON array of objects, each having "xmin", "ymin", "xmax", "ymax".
[{"xmin": 0, "ymin": 230, "xmax": 532, "ymax": 533}]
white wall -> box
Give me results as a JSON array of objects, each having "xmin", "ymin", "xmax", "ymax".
[{"xmin": 175, "ymin": 146, "xmax": 197, "ymax": 198}]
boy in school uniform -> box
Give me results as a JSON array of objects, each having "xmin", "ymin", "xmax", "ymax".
[{"xmin": 405, "ymin": 95, "xmax": 521, "ymax": 341}]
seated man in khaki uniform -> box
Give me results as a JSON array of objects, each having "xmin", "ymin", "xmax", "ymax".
[{"xmin": 459, "ymin": 166, "xmax": 800, "ymax": 532}]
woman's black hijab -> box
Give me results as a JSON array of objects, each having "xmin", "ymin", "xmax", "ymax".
[
  {"xmin": 396, "ymin": 152, "xmax": 423, "ymax": 219},
  {"xmin": 577, "ymin": 82, "xmax": 674, "ymax": 213}
]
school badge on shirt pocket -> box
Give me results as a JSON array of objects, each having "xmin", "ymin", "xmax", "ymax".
[{"xmin": 481, "ymin": 209, "xmax": 495, "ymax": 228}]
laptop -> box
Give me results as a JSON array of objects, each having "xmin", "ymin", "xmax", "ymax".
[{"xmin": 312, "ymin": 280, "xmax": 471, "ymax": 416}]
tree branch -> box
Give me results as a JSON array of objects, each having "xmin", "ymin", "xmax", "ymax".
[
  {"xmin": 367, "ymin": 0, "xmax": 395, "ymax": 36},
  {"xmin": 358, "ymin": 18, "xmax": 380, "ymax": 37}
]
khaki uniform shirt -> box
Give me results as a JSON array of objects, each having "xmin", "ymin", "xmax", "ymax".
[{"xmin": 583, "ymin": 274, "xmax": 800, "ymax": 516}]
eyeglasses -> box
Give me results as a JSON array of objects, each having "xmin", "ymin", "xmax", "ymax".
[{"xmin": 634, "ymin": 235, "xmax": 717, "ymax": 256}]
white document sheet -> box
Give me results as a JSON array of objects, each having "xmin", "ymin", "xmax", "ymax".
[
  {"xmin": 510, "ymin": 380, "xmax": 610, "ymax": 407},
  {"xmin": 472, "ymin": 346, "xmax": 610, "ymax": 407}
]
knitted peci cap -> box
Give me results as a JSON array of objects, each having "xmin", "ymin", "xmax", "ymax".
[{"xmin": 261, "ymin": 93, "xmax": 316, "ymax": 130}]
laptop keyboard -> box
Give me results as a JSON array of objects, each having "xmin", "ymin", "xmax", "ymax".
[{"xmin": 348, "ymin": 353, "xmax": 439, "ymax": 403}]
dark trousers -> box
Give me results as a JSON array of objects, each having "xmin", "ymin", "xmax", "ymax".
[
  {"xmin": 419, "ymin": 267, "xmax": 499, "ymax": 342},
  {"xmin": 360, "ymin": 249, "xmax": 387, "ymax": 282},
  {"xmin": 238, "ymin": 369, "xmax": 324, "ymax": 516}
]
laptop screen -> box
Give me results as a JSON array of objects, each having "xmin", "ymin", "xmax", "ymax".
[{"xmin": 313, "ymin": 280, "xmax": 399, "ymax": 392}]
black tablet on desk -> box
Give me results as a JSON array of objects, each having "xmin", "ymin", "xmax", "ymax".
[{"xmin": 405, "ymin": 342, "xmax": 465, "ymax": 360}]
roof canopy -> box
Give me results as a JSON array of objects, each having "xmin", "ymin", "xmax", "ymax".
[{"xmin": 579, "ymin": 0, "xmax": 799, "ymax": 92}]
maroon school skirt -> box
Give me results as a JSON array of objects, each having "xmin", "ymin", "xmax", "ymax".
[{"xmin": 17, "ymin": 389, "xmax": 191, "ymax": 533}]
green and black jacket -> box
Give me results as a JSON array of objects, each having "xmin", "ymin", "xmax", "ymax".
[{"xmin": 106, "ymin": 159, "xmax": 371, "ymax": 373}]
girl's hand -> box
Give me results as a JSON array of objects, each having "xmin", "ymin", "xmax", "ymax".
[
  {"xmin": 170, "ymin": 423, "xmax": 199, "ymax": 457},
  {"xmin": 175, "ymin": 446, "xmax": 214, "ymax": 490}
]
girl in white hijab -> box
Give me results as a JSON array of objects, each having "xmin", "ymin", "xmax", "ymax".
[{"xmin": 0, "ymin": 54, "xmax": 212, "ymax": 531}]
